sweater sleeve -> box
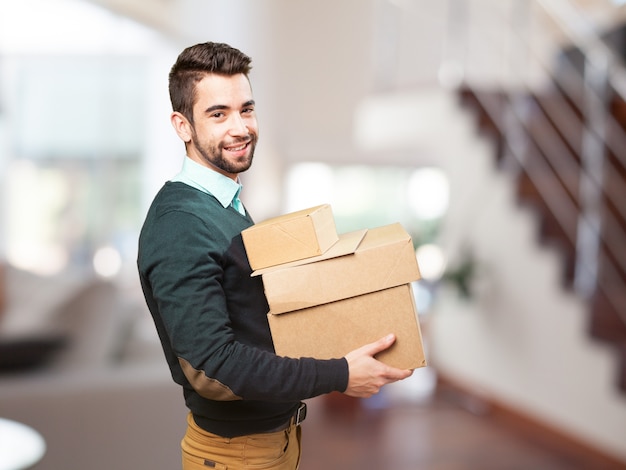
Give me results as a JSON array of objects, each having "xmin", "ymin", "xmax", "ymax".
[{"xmin": 139, "ymin": 207, "xmax": 349, "ymax": 402}]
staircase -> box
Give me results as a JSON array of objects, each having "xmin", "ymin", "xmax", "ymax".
[{"xmin": 456, "ymin": 17, "xmax": 626, "ymax": 393}]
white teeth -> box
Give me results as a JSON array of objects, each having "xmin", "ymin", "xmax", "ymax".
[{"xmin": 227, "ymin": 143, "xmax": 247, "ymax": 151}]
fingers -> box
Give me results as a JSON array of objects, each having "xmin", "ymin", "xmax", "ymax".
[
  {"xmin": 372, "ymin": 358, "xmax": 413, "ymax": 385},
  {"xmin": 384, "ymin": 365, "xmax": 413, "ymax": 382},
  {"xmin": 366, "ymin": 334, "xmax": 413, "ymax": 380},
  {"xmin": 344, "ymin": 364, "xmax": 411, "ymax": 398},
  {"xmin": 343, "ymin": 334, "xmax": 414, "ymax": 398},
  {"xmin": 344, "ymin": 334, "xmax": 394, "ymax": 366},
  {"xmin": 360, "ymin": 333, "xmax": 397, "ymax": 356}
]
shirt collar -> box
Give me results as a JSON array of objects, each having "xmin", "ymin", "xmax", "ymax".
[{"xmin": 171, "ymin": 156, "xmax": 242, "ymax": 209}]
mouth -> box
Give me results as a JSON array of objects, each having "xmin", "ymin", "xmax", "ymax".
[{"xmin": 223, "ymin": 140, "xmax": 250, "ymax": 153}]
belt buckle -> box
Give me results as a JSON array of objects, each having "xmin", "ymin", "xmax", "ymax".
[{"xmin": 295, "ymin": 402, "xmax": 307, "ymax": 426}]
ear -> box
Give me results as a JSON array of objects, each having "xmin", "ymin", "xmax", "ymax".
[{"xmin": 171, "ymin": 112, "xmax": 193, "ymax": 143}]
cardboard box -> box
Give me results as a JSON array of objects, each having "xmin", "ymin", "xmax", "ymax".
[
  {"xmin": 242, "ymin": 204, "xmax": 338, "ymax": 270},
  {"xmin": 267, "ymin": 284, "xmax": 426, "ymax": 370},
  {"xmin": 257, "ymin": 223, "xmax": 421, "ymax": 314}
]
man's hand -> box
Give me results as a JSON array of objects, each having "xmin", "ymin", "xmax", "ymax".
[{"xmin": 343, "ymin": 334, "xmax": 413, "ymax": 398}]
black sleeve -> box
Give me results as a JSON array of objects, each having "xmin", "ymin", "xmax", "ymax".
[{"xmin": 140, "ymin": 209, "xmax": 349, "ymax": 402}]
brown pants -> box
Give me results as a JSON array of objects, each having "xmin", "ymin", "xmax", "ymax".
[{"xmin": 181, "ymin": 413, "xmax": 302, "ymax": 470}]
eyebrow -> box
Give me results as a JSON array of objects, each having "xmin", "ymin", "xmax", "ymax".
[{"xmin": 204, "ymin": 100, "xmax": 256, "ymax": 114}]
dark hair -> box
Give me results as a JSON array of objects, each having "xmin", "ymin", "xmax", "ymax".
[{"xmin": 168, "ymin": 42, "xmax": 252, "ymax": 123}]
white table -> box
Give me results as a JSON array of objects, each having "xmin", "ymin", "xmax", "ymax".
[{"xmin": 0, "ymin": 418, "xmax": 46, "ymax": 470}]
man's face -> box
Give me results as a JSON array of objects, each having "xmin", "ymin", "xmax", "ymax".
[{"xmin": 182, "ymin": 73, "xmax": 258, "ymax": 180}]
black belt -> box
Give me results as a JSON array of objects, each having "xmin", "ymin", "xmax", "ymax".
[{"xmin": 265, "ymin": 402, "xmax": 307, "ymax": 433}]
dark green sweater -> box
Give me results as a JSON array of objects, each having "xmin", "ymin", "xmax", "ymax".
[{"xmin": 138, "ymin": 182, "xmax": 348, "ymax": 437}]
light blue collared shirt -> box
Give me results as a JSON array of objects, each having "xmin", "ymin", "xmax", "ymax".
[{"xmin": 170, "ymin": 156, "xmax": 245, "ymax": 214}]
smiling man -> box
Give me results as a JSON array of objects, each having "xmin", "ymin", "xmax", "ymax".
[
  {"xmin": 137, "ymin": 42, "xmax": 412, "ymax": 470},
  {"xmin": 170, "ymin": 72, "xmax": 257, "ymax": 179}
]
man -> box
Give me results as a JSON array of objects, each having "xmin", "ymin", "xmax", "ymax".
[{"xmin": 138, "ymin": 42, "xmax": 412, "ymax": 470}]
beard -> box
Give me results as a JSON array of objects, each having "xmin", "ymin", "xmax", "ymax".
[{"xmin": 191, "ymin": 130, "xmax": 257, "ymax": 175}]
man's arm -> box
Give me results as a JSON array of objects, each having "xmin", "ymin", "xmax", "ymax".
[
  {"xmin": 139, "ymin": 202, "xmax": 349, "ymax": 402},
  {"xmin": 343, "ymin": 334, "xmax": 413, "ymax": 398}
]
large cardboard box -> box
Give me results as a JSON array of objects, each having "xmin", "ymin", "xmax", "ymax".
[
  {"xmin": 256, "ymin": 223, "xmax": 421, "ymax": 314},
  {"xmin": 242, "ymin": 204, "xmax": 338, "ymax": 270},
  {"xmin": 259, "ymin": 222, "xmax": 426, "ymax": 370},
  {"xmin": 267, "ymin": 284, "xmax": 426, "ymax": 370}
]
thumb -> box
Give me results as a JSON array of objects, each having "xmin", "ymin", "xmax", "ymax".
[{"xmin": 362, "ymin": 334, "xmax": 396, "ymax": 357}]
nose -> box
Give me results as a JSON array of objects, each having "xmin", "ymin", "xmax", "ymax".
[{"xmin": 229, "ymin": 114, "xmax": 249, "ymax": 136}]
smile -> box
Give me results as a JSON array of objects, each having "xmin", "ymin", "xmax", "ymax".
[{"xmin": 224, "ymin": 141, "xmax": 249, "ymax": 152}]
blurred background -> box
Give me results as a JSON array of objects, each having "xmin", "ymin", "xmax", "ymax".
[{"xmin": 0, "ymin": 0, "xmax": 626, "ymax": 468}]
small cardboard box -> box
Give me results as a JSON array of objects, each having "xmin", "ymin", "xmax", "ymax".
[
  {"xmin": 242, "ymin": 204, "xmax": 338, "ymax": 270},
  {"xmin": 257, "ymin": 223, "xmax": 421, "ymax": 314},
  {"xmin": 267, "ymin": 284, "xmax": 426, "ymax": 370}
]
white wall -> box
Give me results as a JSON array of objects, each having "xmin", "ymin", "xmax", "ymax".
[{"xmin": 428, "ymin": 92, "xmax": 626, "ymax": 463}]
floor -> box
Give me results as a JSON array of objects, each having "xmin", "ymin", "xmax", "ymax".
[{"xmin": 298, "ymin": 389, "xmax": 626, "ymax": 470}]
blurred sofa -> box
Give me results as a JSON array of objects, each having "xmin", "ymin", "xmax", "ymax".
[{"xmin": 0, "ymin": 266, "xmax": 187, "ymax": 470}]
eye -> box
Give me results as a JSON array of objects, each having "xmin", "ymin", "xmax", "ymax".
[{"xmin": 211, "ymin": 111, "xmax": 225, "ymax": 118}]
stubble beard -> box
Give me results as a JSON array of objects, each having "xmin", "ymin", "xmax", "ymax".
[{"xmin": 192, "ymin": 133, "xmax": 256, "ymax": 175}]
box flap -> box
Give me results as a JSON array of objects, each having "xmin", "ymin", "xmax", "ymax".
[
  {"xmin": 260, "ymin": 223, "xmax": 420, "ymax": 314},
  {"xmin": 358, "ymin": 222, "xmax": 410, "ymax": 249},
  {"xmin": 252, "ymin": 229, "xmax": 367, "ymax": 277}
]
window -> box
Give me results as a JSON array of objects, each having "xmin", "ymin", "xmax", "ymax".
[{"xmin": 0, "ymin": 0, "xmax": 167, "ymax": 277}]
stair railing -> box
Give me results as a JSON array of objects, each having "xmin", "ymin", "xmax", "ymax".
[{"xmin": 449, "ymin": 0, "xmax": 626, "ymax": 325}]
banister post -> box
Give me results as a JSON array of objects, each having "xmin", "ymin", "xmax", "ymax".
[{"xmin": 574, "ymin": 46, "xmax": 610, "ymax": 300}]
